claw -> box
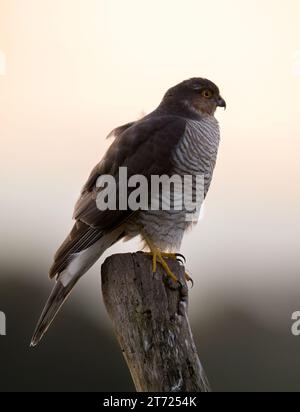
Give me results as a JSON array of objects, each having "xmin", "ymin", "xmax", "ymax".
[
  {"xmin": 142, "ymin": 231, "xmax": 191, "ymax": 284},
  {"xmin": 185, "ymin": 272, "xmax": 194, "ymax": 287},
  {"xmin": 175, "ymin": 253, "xmax": 186, "ymax": 265},
  {"xmin": 142, "ymin": 235, "xmax": 179, "ymax": 282},
  {"xmin": 144, "ymin": 250, "xmax": 178, "ymax": 282}
]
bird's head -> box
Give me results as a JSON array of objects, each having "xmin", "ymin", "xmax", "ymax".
[{"xmin": 162, "ymin": 78, "xmax": 226, "ymax": 117}]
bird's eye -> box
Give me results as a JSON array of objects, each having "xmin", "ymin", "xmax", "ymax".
[{"xmin": 202, "ymin": 89, "xmax": 213, "ymax": 99}]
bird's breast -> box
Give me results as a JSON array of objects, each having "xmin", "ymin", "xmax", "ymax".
[
  {"xmin": 125, "ymin": 118, "xmax": 221, "ymax": 251},
  {"xmin": 172, "ymin": 117, "xmax": 220, "ymax": 194}
]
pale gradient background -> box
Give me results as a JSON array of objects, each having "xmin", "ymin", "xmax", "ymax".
[{"xmin": 1, "ymin": 0, "xmax": 300, "ymax": 391}]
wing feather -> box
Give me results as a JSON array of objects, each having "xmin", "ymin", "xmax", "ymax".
[
  {"xmin": 74, "ymin": 115, "xmax": 186, "ymax": 227},
  {"xmin": 49, "ymin": 114, "xmax": 186, "ymax": 277}
]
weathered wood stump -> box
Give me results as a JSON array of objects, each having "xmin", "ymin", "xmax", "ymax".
[{"xmin": 101, "ymin": 252, "xmax": 210, "ymax": 392}]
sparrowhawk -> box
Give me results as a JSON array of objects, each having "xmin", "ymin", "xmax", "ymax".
[{"xmin": 31, "ymin": 77, "xmax": 226, "ymax": 346}]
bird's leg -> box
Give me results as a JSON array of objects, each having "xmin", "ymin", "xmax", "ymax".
[
  {"xmin": 157, "ymin": 253, "xmax": 193, "ymax": 286},
  {"xmin": 142, "ymin": 233, "xmax": 178, "ymax": 283},
  {"xmin": 142, "ymin": 231, "xmax": 194, "ymax": 285}
]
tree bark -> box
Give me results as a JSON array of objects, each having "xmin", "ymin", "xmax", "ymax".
[{"xmin": 101, "ymin": 252, "xmax": 210, "ymax": 392}]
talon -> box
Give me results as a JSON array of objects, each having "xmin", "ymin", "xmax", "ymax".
[
  {"xmin": 157, "ymin": 255, "xmax": 178, "ymax": 282},
  {"xmin": 185, "ymin": 272, "xmax": 194, "ymax": 287},
  {"xmin": 142, "ymin": 233, "xmax": 179, "ymax": 283},
  {"xmin": 177, "ymin": 279, "xmax": 185, "ymax": 289},
  {"xmin": 175, "ymin": 253, "xmax": 186, "ymax": 264}
]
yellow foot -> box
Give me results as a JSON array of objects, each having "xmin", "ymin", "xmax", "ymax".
[
  {"xmin": 141, "ymin": 231, "xmax": 192, "ymax": 284},
  {"xmin": 144, "ymin": 250, "xmax": 178, "ymax": 282}
]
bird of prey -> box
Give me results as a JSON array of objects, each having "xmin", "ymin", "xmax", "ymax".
[{"xmin": 31, "ymin": 77, "xmax": 226, "ymax": 347}]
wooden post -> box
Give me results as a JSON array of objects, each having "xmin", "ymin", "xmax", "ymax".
[{"xmin": 101, "ymin": 252, "xmax": 210, "ymax": 392}]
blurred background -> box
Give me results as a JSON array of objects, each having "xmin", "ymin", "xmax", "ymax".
[{"xmin": 1, "ymin": 0, "xmax": 300, "ymax": 392}]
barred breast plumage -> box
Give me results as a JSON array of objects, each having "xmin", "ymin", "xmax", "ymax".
[{"xmin": 126, "ymin": 116, "xmax": 220, "ymax": 250}]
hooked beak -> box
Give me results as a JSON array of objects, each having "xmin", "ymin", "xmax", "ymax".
[{"xmin": 217, "ymin": 96, "xmax": 226, "ymax": 110}]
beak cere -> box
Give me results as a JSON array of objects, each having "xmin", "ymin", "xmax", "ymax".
[{"xmin": 217, "ymin": 96, "xmax": 226, "ymax": 109}]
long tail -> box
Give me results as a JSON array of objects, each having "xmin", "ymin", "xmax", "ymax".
[
  {"xmin": 30, "ymin": 226, "xmax": 124, "ymax": 347},
  {"xmin": 30, "ymin": 278, "xmax": 77, "ymax": 347}
]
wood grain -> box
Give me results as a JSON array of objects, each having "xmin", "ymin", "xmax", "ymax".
[{"xmin": 101, "ymin": 252, "xmax": 210, "ymax": 392}]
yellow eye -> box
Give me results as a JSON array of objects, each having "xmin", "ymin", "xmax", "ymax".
[{"xmin": 202, "ymin": 89, "xmax": 213, "ymax": 99}]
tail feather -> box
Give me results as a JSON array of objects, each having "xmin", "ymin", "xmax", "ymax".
[
  {"xmin": 30, "ymin": 278, "xmax": 77, "ymax": 347},
  {"xmin": 30, "ymin": 226, "xmax": 125, "ymax": 347}
]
